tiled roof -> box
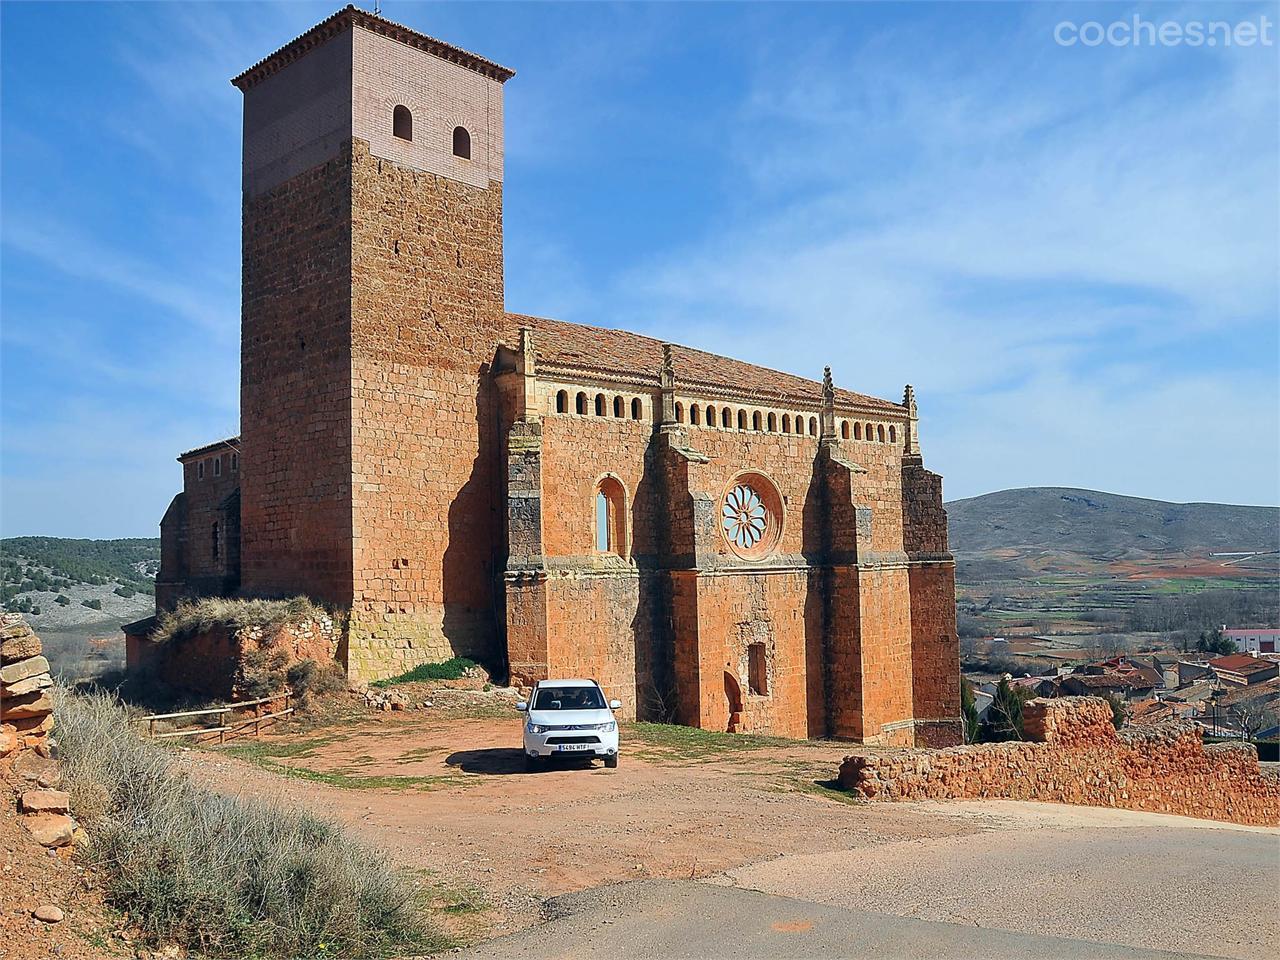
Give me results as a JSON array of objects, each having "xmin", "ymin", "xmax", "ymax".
[
  {"xmin": 1210, "ymin": 654, "xmax": 1275, "ymax": 674},
  {"xmin": 1065, "ymin": 673, "xmax": 1129, "ymax": 689},
  {"xmin": 512, "ymin": 313, "xmax": 904, "ymax": 415},
  {"xmin": 231, "ymin": 5, "xmax": 516, "ymax": 91},
  {"xmin": 178, "ymin": 436, "xmax": 241, "ymax": 461}
]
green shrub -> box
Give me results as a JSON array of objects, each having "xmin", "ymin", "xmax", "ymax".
[
  {"xmin": 372, "ymin": 657, "xmax": 477, "ymax": 687},
  {"xmin": 238, "ymin": 646, "xmax": 290, "ymax": 700},
  {"xmin": 55, "ymin": 594, "xmax": 70, "ymax": 606},
  {"xmin": 114, "ymin": 585, "xmax": 136, "ymax": 599},
  {"xmin": 82, "ymin": 598, "xmax": 103, "ymax": 610},
  {"xmin": 287, "ymin": 658, "xmax": 349, "ymax": 705},
  {"xmin": 54, "ymin": 690, "xmax": 443, "ymax": 958}
]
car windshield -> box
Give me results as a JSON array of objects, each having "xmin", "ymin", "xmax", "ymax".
[{"xmin": 533, "ymin": 686, "xmax": 606, "ymax": 711}]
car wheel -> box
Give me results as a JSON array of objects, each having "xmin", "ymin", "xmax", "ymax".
[{"xmin": 604, "ymin": 755, "xmax": 618, "ymax": 769}]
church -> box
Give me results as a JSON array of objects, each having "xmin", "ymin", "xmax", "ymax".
[{"xmin": 149, "ymin": 5, "xmax": 961, "ymax": 746}]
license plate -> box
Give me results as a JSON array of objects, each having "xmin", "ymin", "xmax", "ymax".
[{"xmin": 556, "ymin": 744, "xmax": 591, "ymax": 752}]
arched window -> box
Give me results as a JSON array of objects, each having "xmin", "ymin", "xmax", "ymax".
[
  {"xmin": 595, "ymin": 393, "xmax": 606, "ymax": 416},
  {"xmin": 808, "ymin": 417, "xmax": 818, "ymax": 436},
  {"xmin": 796, "ymin": 414, "xmax": 805, "ymax": 433},
  {"xmin": 452, "ymin": 125, "xmax": 471, "ymax": 159},
  {"xmin": 211, "ymin": 522, "xmax": 220, "ymax": 562},
  {"xmin": 595, "ymin": 476, "xmax": 627, "ymax": 555},
  {"xmin": 231, "ymin": 452, "xmax": 239, "ymax": 472},
  {"xmin": 576, "ymin": 392, "xmax": 588, "ymax": 415},
  {"xmin": 556, "ymin": 390, "xmax": 568, "ymax": 414},
  {"xmin": 631, "ymin": 398, "xmax": 642, "ymax": 420},
  {"xmin": 781, "ymin": 414, "xmax": 790, "ymax": 434},
  {"xmin": 752, "ymin": 411, "xmax": 762, "ymax": 431},
  {"xmin": 675, "ymin": 402, "xmax": 685, "ymax": 423},
  {"xmin": 748, "ymin": 643, "xmax": 768, "ymax": 696},
  {"xmin": 706, "ymin": 405, "xmax": 716, "ymax": 426},
  {"xmin": 877, "ymin": 424, "xmax": 886, "ymax": 442},
  {"xmin": 722, "ymin": 407, "xmax": 733, "ymax": 428},
  {"xmin": 690, "ymin": 404, "xmax": 701, "ymax": 425},
  {"xmin": 854, "ymin": 422, "xmax": 862, "ymax": 440},
  {"xmin": 767, "ymin": 413, "xmax": 777, "ymax": 432},
  {"xmin": 213, "ymin": 455, "xmax": 222, "ymax": 478},
  {"xmin": 889, "ymin": 425, "xmax": 897, "ymax": 443},
  {"xmin": 865, "ymin": 422, "xmax": 874, "ymax": 441},
  {"xmin": 393, "ymin": 105, "xmax": 412, "ymax": 141},
  {"xmin": 841, "ymin": 421, "xmax": 850, "ymax": 440},
  {"xmin": 613, "ymin": 396, "xmax": 624, "ymax": 418},
  {"xmin": 738, "ymin": 410, "xmax": 748, "ymax": 430}
]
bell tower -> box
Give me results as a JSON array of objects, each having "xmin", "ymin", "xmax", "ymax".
[{"xmin": 232, "ymin": 5, "xmax": 515, "ymax": 679}]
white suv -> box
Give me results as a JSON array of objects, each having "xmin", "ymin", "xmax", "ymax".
[{"xmin": 518, "ymin": 679, "xmax": 621, "ymax": 770}]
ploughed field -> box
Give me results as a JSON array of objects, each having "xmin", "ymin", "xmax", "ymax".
[{"xmin": 181, "ymin": 699, "xmax": 1280, "ymax": 959}]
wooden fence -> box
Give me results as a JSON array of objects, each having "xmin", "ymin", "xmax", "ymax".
[{"xmin": 137, "ymin": 693, "xmax": 293, "ymax": 743}]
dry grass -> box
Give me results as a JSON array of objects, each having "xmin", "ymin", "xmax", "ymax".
[
  {"xmin": 151, "ymin": 595, "xmax": 332, "ymax": 647},
  {"xmin": 54, "ymin": 689, "xmax": 445, "ymax": 958}
]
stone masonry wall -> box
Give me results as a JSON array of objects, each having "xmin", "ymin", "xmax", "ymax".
[
  {"xmin": 838, "ymin": 697, "xmax": 1280, "ymax": 826},
  {"xmin": 346, "ymin": 139, "xmax": 510, "ymax": 679},
  {"xmin": 1, "ymin": 615, "xmax": 84, "ymax": 852}
]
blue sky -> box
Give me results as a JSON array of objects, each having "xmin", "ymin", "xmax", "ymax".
[{"xmin": 2, "ymin": 1, "xmax": 1277, "ymax": 538}]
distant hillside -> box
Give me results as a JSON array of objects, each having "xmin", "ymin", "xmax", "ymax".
[{"xmin": 947, "ymin": 488, "xmax": 1279, "ymax": 562}]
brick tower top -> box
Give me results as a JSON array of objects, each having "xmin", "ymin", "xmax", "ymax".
[{"xmin": 233, "ymin": 4, "xmax": 513, "ymax": 196}]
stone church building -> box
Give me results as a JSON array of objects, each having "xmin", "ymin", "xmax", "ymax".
[{"xmin": 149, "ymin": 6, "xmax": 960, "ymax": 746}]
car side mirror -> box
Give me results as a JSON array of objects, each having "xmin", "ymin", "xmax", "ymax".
[
  {"xmin": 609, "ymin": 699, "xmax": 621, "ymax": 710},
  {"xmin": 516, "ymin": 701, "xmax": 528, "ymax": 712}
]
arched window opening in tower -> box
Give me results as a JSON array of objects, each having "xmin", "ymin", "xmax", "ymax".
[
  {"xmin": 595, "ymin": 477, "xmax": 627, "ymax": 555},
  {"xmin": 722, "ymin": 407, "xmax": 733, "ymax": 429},
  {"xmin": 854, "ymin": 422, "xmax": 863, "ymax": 440},
  {"xmin": 706, "ymin": 405, "xmax": 716, "ymax": 426},
  {"xmin": 878, "ymin": 424, "xmax": 886, "ymax": 442},
  {"xmin": 808, "ymin": 417, "xmax": 818, "ymax": 436},
  {"xmin": 690, "ymin": 404, "xmax": 700, "ymax": 425},
  {"xmin": 576, "ymin": 392, "xmax": 588, "ymax": 415},
  {"xmin": 556, "ymin": 390, "xmax": 568, "ymax": 414},
  {"xmin": 452, "ymin": 125, "xmax": 471, "ymax": 159},
  {"xmin": 675, "ymin": 402, "xmax": 685, "ymax": 423},
  {"xmin": 841, "ymin": 421, "xmax": 850, "ymax": 440},
  {"xmin": 738, "ymin": 410, "xmax": 748, "ymax": 430},
  {"xmin": 393, "ymin": 105, "xmax": 412, "ymax": 141},
  {"xmin": 889, "ymin": 425, "xmax": 897, "ymax": 443},
  {"xmin": 631, "ymin": 398, "xmax": 642, "ymax": 420},
  {"xmin": 613, "ymin": 396, "xmax": 624, "ymax": 418},
  {"xmin": 865, "ymin": 422, "xmax": 874, "ymax": 440},
  {"xmin": 768, "ymin": 413, "xmax": 777, "ymax": 432},
  {"xmin": 781, "ymin": 414, "xmax": 790, "ymax": 434},
  {"xmin": 595, "ymin": 393, "xmax": 606, "ymax": 416},
  {"xmin": 752, "ymin": 411, "xmax": 762, "ymax": 431}
]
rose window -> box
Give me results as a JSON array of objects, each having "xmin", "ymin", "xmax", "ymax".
[{"xmin": 722, "ymin": 484, "xmax": 768, "ymax": 550}]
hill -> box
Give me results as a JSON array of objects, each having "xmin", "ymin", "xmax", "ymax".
[{"xmin": 948, "ymin": 488, "xmax": 1278, "ymax": 568}]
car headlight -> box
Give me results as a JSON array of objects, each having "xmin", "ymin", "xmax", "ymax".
[
  {"xmin": 594, "ymin": 721, "xmax": 616, "ymax": 733},
  {"xmin": 527, "ymin": 723, "xmax": 546, "ymax": 735}
]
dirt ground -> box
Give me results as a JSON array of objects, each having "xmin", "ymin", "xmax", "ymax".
[
  {"xmin": 0, "ymin": 776, "xmax": 123, "ymax": 960},
  {"xmin": 182, "ymin": 704, "xmax": 1280, "ymax": 957}
]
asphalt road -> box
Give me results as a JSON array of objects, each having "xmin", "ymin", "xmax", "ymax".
[
  {"xmin": 457, "ymin": 880, "xmax": 1216, "ymax": 960},
  {"xmin": 458, "ymin": 802, "xmax": 1279, "ymax": 960}
]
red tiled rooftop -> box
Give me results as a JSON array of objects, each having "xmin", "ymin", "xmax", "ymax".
[
  {"xmin": 513, "ymin": 313, "xmax": 904, "ymax": 414},
  {"xmin": 1210, "ymin": 654, "xmax": 1274, "ymax": 673}
]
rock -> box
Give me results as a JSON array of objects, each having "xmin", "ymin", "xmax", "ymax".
[
  {"xmin": 33, "ymin": 905, "xmax": 64, "ymax": 923},
  {"xmin": 2, "ymin": 671, "xmax": 53, "ymax": 697},
  {"xmin": 71, "ymin": 826, "xmax": 90, "ymax": 849},
  {"xmin": 0, "ymin": 631, "xmax": 42, "ymax": 660},
  {"xmin": 3, "ymin": 689, "xmax": 54, "ymax": 719},
  {"xmin": 0, "ymin": 654, "xmax": 50, "ymax": 685},
  {"xmin": 21, "ymin": 789, "xmax": 71, "ymax": 814},
  {"xmin": 14, "ymin": 751, "xmax": 63, "ymax": 787},
  {"xmin": 23, "ymin": 813, "xmax": 75, "ymax": 848},
  {"xmin": 10, "ymin": 712, "xmax": 54, "ymax": 736},
  {"xmin": 0, "ymin": 723, "xmax": 17, "ymax": 757}
]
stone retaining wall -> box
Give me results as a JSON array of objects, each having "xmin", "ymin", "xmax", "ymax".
[
  {"xmin": 838, "ymin": 696, "xmax": 1280, "ymax": 827},
  {"xmin": 128, "ymin": 615, "xmax": 340, "ymax": 701}
]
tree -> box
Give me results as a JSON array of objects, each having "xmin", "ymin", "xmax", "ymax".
[
  {"xmin": 962, "ymin": 679, "xmax": 981, "ymax": 744},
  {"xmin": 983, "ymin": 678, "xmax": 1031, "ymax": 742},
  {"xmin": 1195, "ymin": 629, "xmax": 1235, "ymax": 657}
]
